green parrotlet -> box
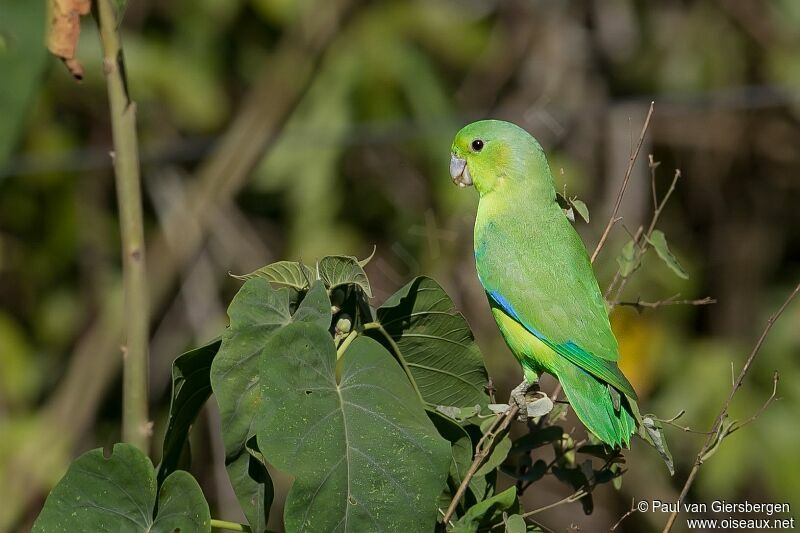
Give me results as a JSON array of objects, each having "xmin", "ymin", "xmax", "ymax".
[{"xmin": 450, "ymin": 119, "xmax": 643, "ymax": 449}]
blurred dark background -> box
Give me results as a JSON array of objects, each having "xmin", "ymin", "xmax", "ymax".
[{"xmin": 1, "ymin": 0, "xmax": 799, "ymax": 531}]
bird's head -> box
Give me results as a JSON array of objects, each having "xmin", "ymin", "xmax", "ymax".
[{"xmin": 450, "ymin": 120, "xmax": 551, "ymax": 197}]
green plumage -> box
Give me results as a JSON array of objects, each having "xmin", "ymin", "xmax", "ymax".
[{"xmin": 451, "ymin": 120, "xmax": 638, "ymax": 448}]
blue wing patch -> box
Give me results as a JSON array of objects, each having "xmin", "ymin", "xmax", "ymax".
[
  {"xmin": 488, "ymin": 290, "xmax": 545, "ymax": 340},
  {"xmin": 487, "ymin": 290, "xmax": 638, "ymax": 400}
]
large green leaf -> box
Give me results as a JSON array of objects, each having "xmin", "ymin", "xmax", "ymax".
[
  {"xmin": 317, "ymin": 255, "xmax": 372, "ymax": 297},
  {"xmin": 33, "ymin": 443, "xmax": 209, "ymax": 533},
  {"xmin": 257, "ymin": 322, "xmax": 451, "ymax": 532},
  {"xmin": 157, "ymin": 338, "xmax": 220, "ymax": 486},
  {"xmin": 233, "ymin": 260, "xmax": 315, "ymax": 290},
  {"xmin": 211, "ymin": 279, "xmax": 331, "ymax": 531},
  {"xmin": 474, "ymin": 435, "xmax": 511, "ymax": 477},
  {"xmin": 450, "ymin": 486, "xmax": 519, "ymax": 533},
  {"xmin": 376, "ymin": 276, "xmax": 489, "ymax": 408},
  {"xmin": 428, "ymin": 410, "xmax": 473, "ymax": 490},
  {"xmin": 0, "ymin": 0, "xmax": 48, "ymax": 172}
]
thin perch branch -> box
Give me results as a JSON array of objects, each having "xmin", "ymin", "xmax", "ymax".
[
  {"xmin": 606, "ymin": 167, "xmax": 682, "ymax": 311},
  {"xmin": 614, "ymin": 295, "xmax": 716, "ymax": 312},
  {"xmin": 441, "ymin": 404, "xmax": 520, "ymax": 524},
  {"xmin": 590, "ymin": 101, "xmax": 655, "ymax": 264},
  {"xmin": 610, "ymin": 498, "xmax": 638, "ymax": 532},
  {"xmin": 662, "ymin": 282, "xmax": 800, "ymax": 533},
  {"xmin": 97, "ymin": 0, "xmax": 150, "ymax": 452},
  {"xmin": 521, "ymin": 488, "xmax": 588, "ymax": 518}
]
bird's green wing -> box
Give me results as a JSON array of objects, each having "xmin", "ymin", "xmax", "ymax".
[
  {"xmin": 476, "ymin": 210, "xmax": 637, "ymax": 401},
  {"xmin": 487, "ymin": 290, "xmax": 637, "ymax": 401}
]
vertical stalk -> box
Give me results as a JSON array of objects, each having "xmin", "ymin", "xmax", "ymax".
[{"xmin": 97, "ymin": 0, "xmax": 150, "ymax": 452}]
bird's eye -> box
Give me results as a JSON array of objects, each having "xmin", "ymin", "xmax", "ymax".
[{"xmin": 471, "ymin": 139, "xmax": 484, "ymax": 152}]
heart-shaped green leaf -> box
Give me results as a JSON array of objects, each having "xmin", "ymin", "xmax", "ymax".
[
  {"xmin": 33, "ymin": 443, "xmax": 209, "ymax": 533},
  {"xmin": 257, "ymin": 322, "xmax": 450, "ymax": 532},
  {"xmin": 211, "ymin": 279, "xmax": 331, "ymax": 530},
  {"xmin": 428, "ymin": 410, "xmax": 473, "ymax": 491},
  {"xmin": 232, "ymin": 260, "xmax": 315, "ymax": 290},
  {"xmin": 317, "ymin": 255, "xmax": 372, "ymax": 297}
]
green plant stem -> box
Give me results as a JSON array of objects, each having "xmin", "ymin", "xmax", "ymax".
[
  {"xmin": 362, "ymin": 322, "xmax": 425, "ymax": 404},
  {"xmin": 210, "ymin": 518, "xmax": 252, "ymax": 532},
  {"xmin": 336, "ymin": 330, "xmax": 358, "ymax": 359},
  {"xmin": 1, "ymin": 1, "xmax": 357, "ymax": 527},
  {"xmin": 97, "ymin": 0, "xmax": 150, "ymax": 452}
]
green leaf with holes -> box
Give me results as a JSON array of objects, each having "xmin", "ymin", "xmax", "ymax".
[
  {"xmin": 211, "ymin": 278, "xmax": 331, "ymax": 530},
  {"xmin": 33, "ymin": 443, "xmax": 209, "ymax": 533},
  {"xmin": 256, "ymin": 322, "xmax": 450, "ymax": 532}
]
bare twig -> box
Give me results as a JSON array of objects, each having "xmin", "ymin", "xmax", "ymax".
[
  {"xmin": 654, "ymin": 410, "xmax": 714, "ymax": 435},
  {"xmin": 441, "ymin": 404, "xmax": 520, "ymax": 524},
  {"xmin": 662, "ymin": 282, "xmax": 800, "ymax": 532},
  {"xmin": 522, "ymin": 488, "xmax": 588, "ymax": 518},
  {"xmin": 606, "ymin": 168, "xmax": 682, "ymax": 311},
  {"xmin": 614, "ymin": 295, "xmax": 716, "ymax": 312},
  {"xmin": 590, "ymin": 102, "xmax": 655, "ymax": 264},
  {"xmin": 725, "ymin": 371, "xmax": 780, "ymax": 436},
  {"xmin": 97, "ymin": 0, "xmax": 150, "ymax": 451},
  {"xmin": 485, "ymin": 488, "xmax": 590, "ymax": 532},
  {"xmin": 647, "ymin": 169, "xmax": 681, "ymax": 236},
  {"xmin": 649, "ymin": 155, "xmax": 660, "ymax": 212},
  {"xmin": 610, "ymin": 498, "xmax": 638, "ymax": 532}
]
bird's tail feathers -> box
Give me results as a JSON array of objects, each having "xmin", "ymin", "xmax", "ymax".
[{"xmin": 556, "ymin": 361, "xmax": 636, "ymax": 448}]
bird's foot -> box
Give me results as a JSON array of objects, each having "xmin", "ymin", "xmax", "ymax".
[{"xmin": 509, "ymin": 380, "xmax": 554, "ymax": 422}]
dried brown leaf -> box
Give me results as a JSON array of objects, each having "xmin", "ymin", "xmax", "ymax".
[{"xmin": 47, "ymin": 0, "xmax": 91, "ymax": 79}]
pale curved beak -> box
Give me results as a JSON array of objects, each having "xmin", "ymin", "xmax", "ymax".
[{"xmin": 450, "ymin": 154, "xmax": 473, "ymax": 188}]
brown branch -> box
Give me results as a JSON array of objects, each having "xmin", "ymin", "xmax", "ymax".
[
  {"xmin": 610, "ymin": 498, "xmax": 638, "ymax": 532},
  {"xmin": 606, "ymin": 167, "xmax": 682, "ymax": 311},
  {"xmin": 655, "ymin": 410, "xmax": 714, "ymax": 436},
  {"xmin": 662, "ymin": 282, "xmax": 800, "ymax": 533},
  {"xmin": 726, "ymin": 371, "xmax": 780, "ymax": 436},
  {"xmin": 441, "ymin": 404, "xmax": 520, "ymax": 525},
  {"xmin": 522, "ymin": 488, "xmax": 588, "ymax": 518},
  {"xmin": 614, "ymin": 295, "xmax": 716, "ymax": 312},
  {"xmin": 590, "ymin": 101, "xmax": 655, "ymax": 264}
]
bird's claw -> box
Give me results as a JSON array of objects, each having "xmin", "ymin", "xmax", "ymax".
[{"xmin": 509, "ymin": 380, "xmax": 553, "ymax": 421}]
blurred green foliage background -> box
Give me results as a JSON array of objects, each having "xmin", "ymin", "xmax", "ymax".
[{"xmin": 1, "ymin": 0, "xmax": 799, "ymax": 531}]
